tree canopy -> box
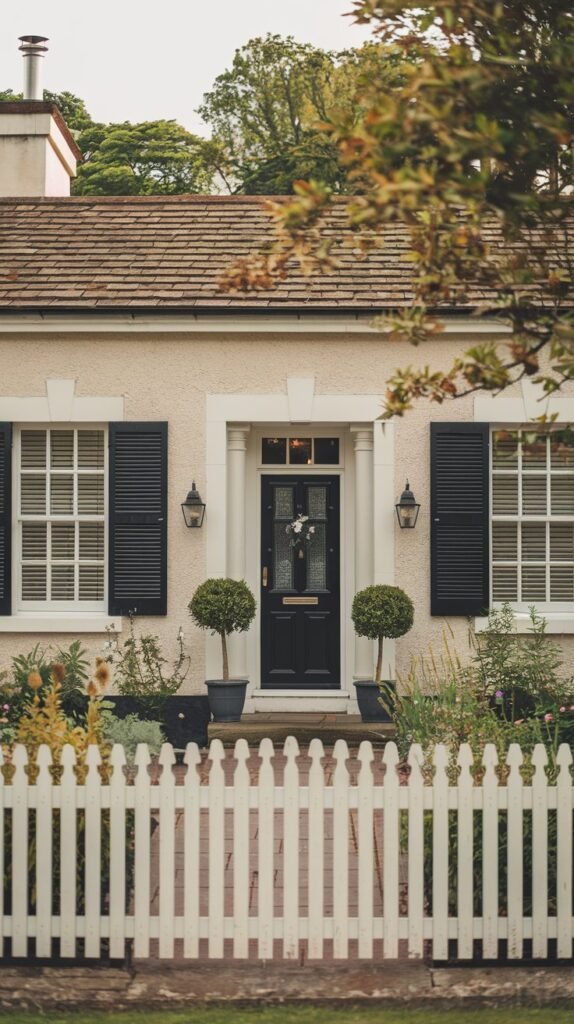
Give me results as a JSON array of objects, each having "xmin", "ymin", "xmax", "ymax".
[{"xmin": 224, "ymin": 2, "xmax": 574, "ymax": 415}]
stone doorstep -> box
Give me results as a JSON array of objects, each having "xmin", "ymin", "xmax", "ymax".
[
  {"xmin": 1, "ymin": 964, "xmax": 574, "ymax": 1010},
  {"xmin": 208, "ymin": 719, "xmax": 396, "ymax": 747}
]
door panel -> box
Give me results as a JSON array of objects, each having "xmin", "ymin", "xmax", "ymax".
[{"xmin": 261, "ymin": 475, "xmax": 340, "ymax": 689}]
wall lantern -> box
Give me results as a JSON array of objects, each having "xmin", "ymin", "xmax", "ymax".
[
  {"xmin": 181, "ymin": 481, "xmax": 206, "ymax": 528},
  {"xmin": 395, "ymin": 480, "xmax": 420, "ymax": 529}
]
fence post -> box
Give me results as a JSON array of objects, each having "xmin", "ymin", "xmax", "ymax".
[
  {"xmin": 258, "ymin": 738, "xmax": 275, "ymax": 961},
  {"xmin": 432, "ymin": 744, "xmax": 449, "ymax": 961},
  {"xmin": 531, "ymin": 744, "xmax": 549, "ymax": 959},
  {"xmin": 158, "ymin": 743, "xmax": 176, "ymax": 959},
  {"xmin": 283, "ymin": 736, "xmax": 300, "ymax": 960},
  {"xmin": 556, "ymin": 743, "xmax": 573, "ymax": 959},
  {"xmin": 357, "ymin": 740, "xmax": 374, "ymax": 960},
  {"xmin": 383, "ymin": 741, "xmax": 400, "ymax": 959},
  {"xmin": 133, "ymin": 743, "xmax": 151, "ymax": 960},
  {"xmin": 11, "ymin": 744, "xmax": 29, "ymax": 958},
  {"xmin": 84, "ymin": 744, "xmax": 102, "ymax": 959},
  {"xmin": 333, "ymin": 739, "xmax": 350, "ymax": 959},
  {"xmin": 35, "ymin": 745, "xmax": 53, "ymax": 958},
  {"xmin": 307, "ymin": 738, "xmax": 325, "ymax": 960},
  {"xmin": 506, "ymin": 743, "xmax": 524, "ymax": 959},
  {"xmin": 183, "ymin": 742, "xmax": 202, "ymax": 959},
  {"xmin": 482, "ymin": 743, "xmax": 499, "ymax": 960},
  {"xmin": 208, "ymin": 739, "xmax": 226, "ymax": 959},
  {"xmin": 109, "ymin": 743, "xmax": 127, "ymax": 960},
  {"xmin": 407, "ymin": 743, "xmax": 424, "ymax": 959},
  {"xmin": 456, "ymin": 743, "xmax": 474, "ymax": 960},
  {"xmin": 232, "ymin": 738, "xmax": 250, "ymax": 960}
]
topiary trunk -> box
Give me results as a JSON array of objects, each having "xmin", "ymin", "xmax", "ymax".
[
  {"xmin": 221, "ymin": 632, "xmax": 229, "ymax": 681},
  {"xmin": 375, "ymin": 635, "xmax": 383, "ymax": 685}
]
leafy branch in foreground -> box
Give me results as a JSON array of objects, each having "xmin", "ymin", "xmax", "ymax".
[{"xmin": 221, "ymin": 1, "xmax": 574, "ymax": 417}]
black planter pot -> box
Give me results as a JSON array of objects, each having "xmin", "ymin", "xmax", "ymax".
[
  {"xmin": 353, "ymin": 680, "xmax": 395, "ymax": 723},
  {"xmin": 105, "ymin": 694, "xmax": 210, "ymax": 747},
  {"xmin": 206, "ymin": 679, "xmax": 248, "ymax": 723}
]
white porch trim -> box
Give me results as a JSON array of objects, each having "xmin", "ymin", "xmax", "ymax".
[
  {"xmin": 206, "ymin": 379, "xmax": 395, "ymax": 714},
  {"xmin": 0, "ymin": 378, "xmax": 125, "ymax": 422}
]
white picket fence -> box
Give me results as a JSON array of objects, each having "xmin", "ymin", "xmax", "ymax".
[{"xmin": 0, "ymin": 738, "xmax": 572, "ymax": 962}]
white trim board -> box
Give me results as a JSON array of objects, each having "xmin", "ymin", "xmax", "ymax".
[
  {"xmin": 0, "ymin": 379, "xmax": 125, "ymax": 422},
  {"xmin": 474, "ymin": 378, "xmax": 574, "ymax": 423}
]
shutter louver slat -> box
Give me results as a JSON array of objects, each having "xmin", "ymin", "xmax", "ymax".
[
  {"xmin": 431, "ymin": 423, "xmax": 489, "ymax": 616},
  {"xmin": 108, "ymin": 423, "xmax": 167, "ymax": 616},
  {"xmin": 0, "ymin": 424, "xmax": 11, "ymax": 615}
]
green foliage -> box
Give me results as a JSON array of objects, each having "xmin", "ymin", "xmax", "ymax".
[
  {"xmin": 101, "ymin": 712, "xmax": 164, "ymax": 762},
  {"xmin": 106, "ymin": 619, "xmax": 189, "ymax": 718},
  {"xmin": 232, "ymin": 3, "xmax": 574, "ymax": 413},
  {"xmin": 5, "ymin": 640, "xmax": 90, "ymax": 723},
  {"xmin": 352, "ymin": 585, "xmax": 414, "ymax": 683},
  {"xmin": 189, "ymin": 578, "xmax": 256, "ymax": 681},
  {"xmin": 74, "ymin": 120, "xmax": 216, "ymax": 196}
]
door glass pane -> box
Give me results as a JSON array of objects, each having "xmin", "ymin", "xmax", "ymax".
[
  {"xmin": 289, "ymin": 438, "xmax": 312, "ymax": 465},
  {"xmin": 273, "ymin": 487, "xmax": 294, "ymax": 520},
  {"xmin": 262, "ymin": 437, "xmax": 287, "ymax": 465},
  {"xmin": 307, "ymin": 486, "xmax": 327, "ymax": 520},
  {"xmin": 273, "ymin": 523, "xmax": 294, "ymax": 590},
  {"xmin": 306, "ymin": 522, "xmax": 327, "ymax": 590},
  {"xmin": 314, "ymin": 438, "xmax": 339, "ymax": 464}
]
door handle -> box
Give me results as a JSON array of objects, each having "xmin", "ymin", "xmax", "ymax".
[{"xmin": 262, "ymin": 566, "xmax": 268, "ymax": 588}]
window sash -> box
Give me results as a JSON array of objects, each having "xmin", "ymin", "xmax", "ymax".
[{"xmin": 15, "ymin": 426, "xmax": 107, "ymax": 612}]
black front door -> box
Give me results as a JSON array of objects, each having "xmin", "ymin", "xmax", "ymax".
[{"xmin": 261, "ymin": 475, "xmax": 340, "ymax": 689}]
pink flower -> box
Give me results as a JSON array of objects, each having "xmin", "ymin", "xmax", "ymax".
[
  {"xmin": 544, "ymin": 713, "xmax": 553, "ymax": 722},
  {"xmin": 570, "ymin": 705, "xmax": 574, "ymax": 712},
  {"xmin": 2, "ymin": 704, "xmax": 9, "ymax": 712},
  {"xmin": 560, "ymin": 706, "xmax": 567, "ymax": 713},
  {"xmin": 515, "ymin": 719, "xmax": 524, "ymax": 725}
]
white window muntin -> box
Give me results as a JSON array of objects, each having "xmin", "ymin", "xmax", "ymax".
[
  {"xmin": 15, "ymin": 425, "xmax": 107, "ymax": 612},
  {"xmin": 491, "ymin": 426, "xmax": 574, "ymax": 611},
  {"xmin": 256, "ymin": 429, "xmax": 344, "ymax": 470}
]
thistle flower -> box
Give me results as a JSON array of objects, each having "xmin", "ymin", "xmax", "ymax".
[
  {"xmin": 495, "ymin": 690, "xmax": 503, "ymax": 699},
  {"xmin": 27, "ymin": 670, "xmax": 43, "ymax": 690},
  {"xmin": 94, "ymin": 661, "xmax": 111, "ymax": 689},
  {"xmin": 86, "ymin": 679, "xmax": 99, "ymax": 698},
  {"xmin": 51, "ymin": 662, "xmax": 66, "ymax": 684}
]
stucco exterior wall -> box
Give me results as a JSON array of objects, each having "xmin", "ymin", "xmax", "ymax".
[{"xmin": 1, "ymin": 328, "xmax": 573, "ymax": 694}]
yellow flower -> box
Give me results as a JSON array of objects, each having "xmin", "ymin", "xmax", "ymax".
[
  {"xmin": 27, "ymin": 670, "xmax": 43, "ymax": 691},
  {"xmin": 86, "ymin": 680, "xmax": 99, "ymax": 698}
]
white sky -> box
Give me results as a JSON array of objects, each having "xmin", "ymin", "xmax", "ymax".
[{"xmin": 2, "ymin": 1, "xmax": 372, "ymax": 134}]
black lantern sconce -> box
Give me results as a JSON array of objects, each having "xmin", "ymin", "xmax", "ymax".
[
  {"xmin": 395, "ymin": 480, "xmax": 420, "ymax": 529},
  {"xmin": 181, "ymin": 481, "xmax": 206, "ymax": 528}
]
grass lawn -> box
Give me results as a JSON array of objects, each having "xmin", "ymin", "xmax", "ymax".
[{"xmin": 3, "ymin": 1009, "xmax": 574, "ymax": 1024}]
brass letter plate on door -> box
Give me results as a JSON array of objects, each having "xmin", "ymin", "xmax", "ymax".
[{"xmin": 282, "ymin": 596, "xmax": 319, "ymax": 606}]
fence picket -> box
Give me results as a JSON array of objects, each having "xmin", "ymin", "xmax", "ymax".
[
  {"xmin": 456, "ymin": 744, "xmax": 474, "ymax": 960},
  {"xmin": 232, "ymin": 739, "xmax": 250, "ymax": 959},
  {"xmin": 283, "ymin": 736, "xmax": 300, "ymax": 960},
  {"xmin": 407, "ymin": 744, "xmax": 424, "ymax": 959},
  {"xmin": 332, "ymin": 739, "xmax": 349, "ymax": 959},
  {"xmin": 60, "ymin": 745, "xmax": 77, "ymax": 958},
  {"xmin": 0, "ymin": 746, "xmax": 4, "ymax": 958},
  {"xmin": 208, "ymin": 739, "xmax": 226, "ymax": 959},
  {"xmin": 556, "ymin": 744, "xmax": 573, "ymax": 959},
  {"xmin": 383, "ymin": 742, "xmax": 400, "ymax": 959},
  {"xmin": 183, "ymin": 743, "xmax": 202, "ymax": 959},
  {"xmin": 506, "ymin": 744, "xmax": 524, "ymax": 959},
  {"xmin": 158, "ymin": 744, "xmax": 176, "ymax": 958},
  {"xmin": 531, "ymin": 745, "xmax": 549, "ymax": 959},
  {"xmin": 109, "ymin": 744, "xmax": 127, "ymax": 959},
  {"xmin": 35, "ymin": 745, "xmax": 53, "ymax": 958},
  {"xmin": 11, "ymin": 745, "xmax": 29, "ymax": 958},
  {"xmin": 357, "ymin": 741, "xmax": 374, "ymax": 959},
  {"xmin": 84, "ymin": 745, "xmax": 102, "ymax": 959},
  {"xmin": 133, "ymin": 744, "xmax": 151, "ymax": 960},
  {"xmin": 307, "ymin": 738, "xmax": 325, "ymax": 960},
  {"xmin": 432, "ymin": 744, "xmax": 449, "ymax": 961},
  {"xmin": 258, "ymin": 738, "xmax": 274, "ymax": 960},
  {"xmin": 482, "ymin": 744, "xmax": 499, "ymax": 960}
]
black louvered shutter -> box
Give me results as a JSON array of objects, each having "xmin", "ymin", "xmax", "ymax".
[
  {"xmin": 431, "ymin": 422, "xmax": 489, "ymax": 616},
  {"xmin": 109, "ymin": 423, "xmax": 167, "ymax": 616},
  {"xmin": 0, "ymin": 424, "xmax": 12, "ymax": 616}
]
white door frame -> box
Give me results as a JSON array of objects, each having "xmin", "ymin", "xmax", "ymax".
[{"xmin": 206, "ymin": 379, "xmax": 395, "ymax": 713}]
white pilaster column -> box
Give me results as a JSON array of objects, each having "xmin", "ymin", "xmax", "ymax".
[
  {"xmin": 226, "ymin": 425, "xmax": 250, "ymax": 678},
  {"xmin": 351, "ymin": 425, "xmax": 375, "ymax": 680}
]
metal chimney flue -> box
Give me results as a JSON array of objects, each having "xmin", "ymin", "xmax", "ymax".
[{"xmin": 18, "ymin": 35, "xmax": 49, "ymax": 101}]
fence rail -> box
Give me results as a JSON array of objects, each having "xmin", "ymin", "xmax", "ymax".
[{"xmin": 0, "ymin": 739, "xmax": 572, "ymax": 962}]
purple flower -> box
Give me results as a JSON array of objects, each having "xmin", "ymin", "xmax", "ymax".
[{"xmin": 495, "ymin": 690, "xmax": 503, "ymax": 699}]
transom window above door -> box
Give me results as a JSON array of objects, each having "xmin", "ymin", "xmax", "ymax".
[
  {"xmin": 261, "ymin": 436, "xmax": 340, "ymax": 466},
  {"xmin": 17, "ymin": 427, "xmax": 106, "ymax": 610}
]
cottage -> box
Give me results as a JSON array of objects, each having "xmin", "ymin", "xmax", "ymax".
[{"xmin": 1, "ymin": 91, "xmax": 574, "ymax": 721}]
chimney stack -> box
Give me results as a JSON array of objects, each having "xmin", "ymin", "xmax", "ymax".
[{"xmin": 18, "ymin": 35, "xmax": 49, "ymax": 101}]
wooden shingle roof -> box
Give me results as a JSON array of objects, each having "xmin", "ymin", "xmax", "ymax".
[{"xmin": 0, "ymin": 195, "xmax": 571, "ymax": 312}]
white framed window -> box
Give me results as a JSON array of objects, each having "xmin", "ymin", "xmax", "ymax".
[
  {"xmin": 15, "ymin": 426, "xmax": 107, "ymax": 612},
  {"xmin": 491, "ymin": 426, "xmax": 574, "ymax": 610}
]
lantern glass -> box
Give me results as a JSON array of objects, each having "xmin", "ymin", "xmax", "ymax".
[
  {"xmin": 395, "ymin": 481, "xmax": 420, "ymax": 529},
  {"xmin": 181, "ymin": 482, "xmax": 206, "ymax": 528}
]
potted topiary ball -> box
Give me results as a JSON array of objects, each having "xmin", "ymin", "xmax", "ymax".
[
  {"xmin": 351, "ymin": 584, "xmax": 414, "ymax": 722},
  {"xmin": 189, "ymin": 578, "xmax": 256, "ymax": 722}
]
